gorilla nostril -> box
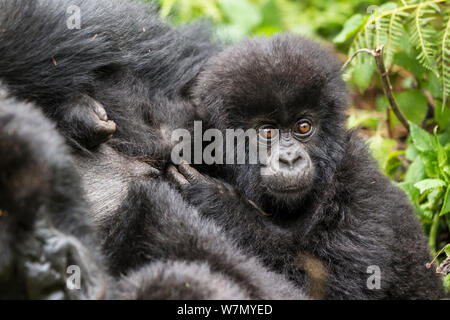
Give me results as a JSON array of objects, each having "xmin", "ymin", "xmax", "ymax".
[
  {"xmin": 279, "ymin": 157, "xmax": 291, "ymax": 166},
  {"xmin": 279, "ymin": 151, "xmax": 303, "ymax": 169}
]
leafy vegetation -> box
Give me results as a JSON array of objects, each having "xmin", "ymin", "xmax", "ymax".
[
  {"xmin": 156, "ymin": 0, "xmax": 387, "ymax": 41},
  {"xmin": 156, "ymin": 0, "xmax": 450, "ymax": 290},
  {"xmin": 336, "ymin": 0, "xmax": 450, "ymax": 290},
  {"xmin": 336, "ymin": 1, "xmax": 450, "ymax": 101}
]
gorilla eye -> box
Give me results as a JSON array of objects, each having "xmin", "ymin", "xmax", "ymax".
[
  {"xmin": 259, "ymin": 125, "xmax": 278, "ymax": 141},
  {"xmin": 294, "ymin": 120, "xmax": 313, "ymax": 137}
]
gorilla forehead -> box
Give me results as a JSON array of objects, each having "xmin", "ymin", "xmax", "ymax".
[{"xmin": 194, "ymin": 34, "xmax": 347, "ymax": 127}]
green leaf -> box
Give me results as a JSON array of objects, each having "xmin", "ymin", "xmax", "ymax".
[
  {"xmin": 383, "ymin": 9, "xmax": 407, "ymax": 67},
  {"xmin": 438, "ymin": 126, "xmax": 450, "ymax": 147},
  {"xmin": 420, "ymin": 71, "xmax": 442, "ymax": 101},
  {"xmin": 347, "ymin": 109, "xmax": 380, "ymax": 130},
  {"xmin": 394, "ymin": 51, "xmax": 425, "ymax": 79},
  {"xmin": 425, "ymin": 187, "xmax": 444, "ymax": 211},
  {"xmin": 441, "ymin": 186, "xmax": 450, "ymax": 216},
  {"xmin": 367, "ymin": 134, "xmax": 397, "ymax": 172},
  {"xmin": 405, "ymin": 142, "xmax": 420, "ymax": 161},
  {"xmin": 395, "ymin": 91, "xmax": 428, "ymax": 125},
  {"xmin": 159, "ymin": 0, "xmax": 176, "ymax": 18},
  {"xmin": 333, "ymin": 14, "xmax": 364, "ymax": 44},
  {"xmin": 351, "ymin": 59, "xmax": 376, "ymax": 90},
  {"xmin": 435, "ymin": 128, "xmax": 449, "ymax": 182},
  {"xmin": 414, "ymin": 179, "xmax": 446, "ymax": 194},
  {"xmin": 404, "ymin": 157, "xmax": 426, "ymax": 183},
  {"xmin": 398, "ymin": 181, "xmax": 421, "ymax": 205},
  {"xmin": 420, "ymin": 151, "xmax": 440, "ymax": 179},
  {"xmin": 445, "ymin": 244, "xmax": 450, "ymax": 257},
  {"xmin": 409, "ymin": 3, "xmax": 439, "ymax": 76},
  {"xmin": 409, "ymin": 121, "xmax": 437, "ymax": 152},
  {"xmin": 260, "ymin": 0, "xmax": 282, "ymax": 29},
  {"xmin": 386, "ymin": 151, "xmax": 404, "ymax": 179},
  {"xmin": 444, "ymin": 274, "xmax": 450, "ymax": 290},
  {"xmin": 218, "ymin": 0, "xmax": 262, "ymax": 32},
  {"xmin": 435, "ymin": 100, "xmax": 450, "ymax": 130},
  {"xmin": 420, "ymin": 209, "xmax": 434, "ymax": 223},
  {"xmin": 441, "ymin": 12, "xmax": 450, "ymax": 106}
]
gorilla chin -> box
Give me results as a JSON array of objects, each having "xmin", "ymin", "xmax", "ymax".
[{"xmin": 261, "ymin": 167, "xmax": 315, "ymax": 204}]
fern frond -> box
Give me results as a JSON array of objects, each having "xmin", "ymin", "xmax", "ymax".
[
  {"xmin": 409, "ymin": 3, "xmax": 439, "ymax": 75},
  {"xmin": 345, "ymin": 0, "xmax": 447, "ymax": 91},
  {"xmin": 349, "ymin": 24, "xmax": 374, "ymax": 66},
  {"xmin": 348, "ymin": 4, "xmax": 410, "ymax": 69},
  {"xmin": 440, "ymin": 10, "xmax": 450, "ymax": 107},
  {"xmin": 384, "ymin": 11, "xmax": 408, "ymax": 67}
]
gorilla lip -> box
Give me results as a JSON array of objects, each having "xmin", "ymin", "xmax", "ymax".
[{"xmin": 265, "ymin": 184, "xmax": 304, "ymax": 193}]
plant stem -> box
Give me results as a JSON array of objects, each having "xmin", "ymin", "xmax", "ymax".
[
  {"xmin": 386, "ymin": 108, "xmax": 393, "ymax": 138},
  {"xmin": 373, "ymin": 46, "xmax": 410, "ymax": 133},
  {"xmin": 341, "ymin": 46, "xmax": 410, "ymax": 133},
  {"xmin": 429, "ymin": 213, "xmax": 440, "ymax": 256},
  {"xmin": 426, "ymin": 244, "xmax": 450, "ymax": 268},
  {"xmin": 340, "ymin": 48, "xmax": 374, "ymax": 72}
]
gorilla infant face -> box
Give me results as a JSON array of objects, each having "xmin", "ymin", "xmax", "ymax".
[
  {"xmin": 256, "ymin": 117, "xmax": 316, "ymax": 201},
  {"xmin": 194, "ymin": 34, "xmax": 349, "ymax": 206}
]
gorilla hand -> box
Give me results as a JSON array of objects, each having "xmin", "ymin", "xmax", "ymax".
[
  {"xmin": 168, "ymin": 161, "xmax": 239, "ymax": 206},
  {"xmin": 58, "ymin": 95, "xmax": 116, "ymax": 149}
]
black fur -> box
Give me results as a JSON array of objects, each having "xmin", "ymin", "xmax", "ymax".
[
  {"xmin": 0, "ymin": 85, "xmax": 107, "ymax": 299},
  {"xmin": 0, "ymin": 0, "xmax": 216, "ymax": 159},
  {"xmin": 0, "ymin": 0, "xmax": 442, "ymax": 300},
  {"xmin": 0, "ymin": 83, "xmax": 304, "ymax": 299},
  {"xmin": 106, "ymin": 180, "xmax": 305, "ymax": 299},
  {"xmin": 181, "ymin": 35, "xmax": 445, "ymax": 299},
  {"xmin": 2, "ymin": 0, "xmax": 303, "ymax": 300}
]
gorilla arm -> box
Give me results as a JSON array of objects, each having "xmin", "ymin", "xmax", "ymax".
[
  {"xmin": 168, "ymin": 163, "xmax": 312, "ymax": 290},
  {"xmin": 100, "ymin": 178, "xmax": 306, "ymax": 300}
]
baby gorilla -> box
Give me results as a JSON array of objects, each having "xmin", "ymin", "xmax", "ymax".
[{"xmin": 169, "ymin": 35, "xmax": 445, "ymax": 299}]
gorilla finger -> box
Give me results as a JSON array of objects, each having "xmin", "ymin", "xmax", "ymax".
[
  {"xmin": 167, "ymin": 165, "xmax": 190, "ymax": 189},
  {"xmin": 178, "ymin": 161, "xmax": 208, "ymax": 184},
  {"xmin": 91, "ymin": 98, "xmax": 109, "ymax": 121},
  {"xmin": 146, "ymin": 166, "xmax": 162, "ymax": 178}
]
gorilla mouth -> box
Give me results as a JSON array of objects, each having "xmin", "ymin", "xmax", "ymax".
[
  {"xmin": 262, "ymin": 172, "xmax": 313, "ymax": 195},
  {"xmin": 266, "ymin": 184, "xmax": 304, "ymax": 194}
]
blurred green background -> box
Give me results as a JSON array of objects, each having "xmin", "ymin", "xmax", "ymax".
[
  {"xmin": 156, "ymin": 0, "xmax": 386, "ymax": 42},
  {"xmin": 151, "ymin": 0, "xmax": 450, "ymax": 290}
]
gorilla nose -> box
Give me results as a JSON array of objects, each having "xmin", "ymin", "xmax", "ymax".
[{"xmin": 279, "ymin": 149, "xmax": 303, "ymax": 169}]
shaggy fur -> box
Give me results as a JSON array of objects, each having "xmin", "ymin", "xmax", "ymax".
[
  {"xmin": 0, "ymin": 0, "xmax": 215, "ymax": 161},
  {"xmin": 0, "ymin": 86, "xmax": 106, "ymax": 299},
  {"xmin": 179, "ymin": 35, "xmax": 445, "ymax": 299},
  {"xmin": 0, "ymin": 84, "xmax": 305, "ymax": 300},
  {"xmin": 0, "ymin": 0, "xmax": 442, "ymax": 300},
  {"xmin": 107, "ymin": 180, "xmax": 305, "ymax": 299},
  {"xmin": 0, "ymin": 0, "xmax": 306, "ymax": 300}
]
